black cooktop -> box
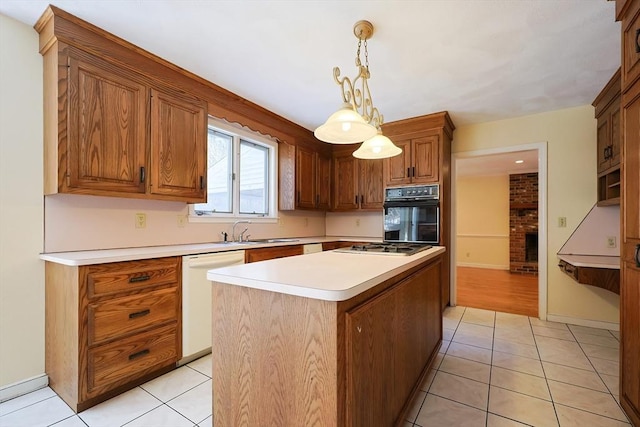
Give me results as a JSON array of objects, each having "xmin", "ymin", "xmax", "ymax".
[{"xmin": 336, "ymin": 242, "xmax": 433, "ymax": 256}]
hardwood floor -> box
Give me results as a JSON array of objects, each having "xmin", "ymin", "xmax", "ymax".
[{"xmin": 456, "ymin": 267, "xmax": 538, "ymax": 317}]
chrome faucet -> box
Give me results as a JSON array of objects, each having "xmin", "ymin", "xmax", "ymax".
[{"xmin": 231, "ymin": 220, "xmax": 251, "ymax": 242}]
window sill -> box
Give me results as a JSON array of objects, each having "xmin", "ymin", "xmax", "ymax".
[{"xmin": 188, "ymin": 215, "xmax": 279, "ymax": 224}]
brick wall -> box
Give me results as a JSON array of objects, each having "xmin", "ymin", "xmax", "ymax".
[{"xmin": 509, "ymin": 173, "xmax": 538, "ymax": 275}]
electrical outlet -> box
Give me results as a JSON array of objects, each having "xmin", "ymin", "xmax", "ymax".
[
  {"xmin": 607, "ymin": 236, "xmax": 617, "ymax": 248},
  {"xmin": 278, "ymin": 217, "xmax": 284, "ymax": 227},
  {"xmin": 135, "ymin": 213, "xmax": 146, "ymax": 229},
  {"xmin": 304, "ymin": 217, "xmax": 309, "ymax": 227},
  {"xmin": 356, "ymin": 218, "xmax": 361, "ymax": 227},
  {"xmin": 177, "ymin": 215, "xmax": 187, "ymax": 228},
  {"xmin": 466, "ymin": 252, "xmax": 470, "ymax": 258},
  {"xmin": 558, "ymin": 217, "xmax": 567, "ymax": 228}
]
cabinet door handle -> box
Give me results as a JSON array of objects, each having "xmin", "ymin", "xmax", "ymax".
[
  {"xmin": 129, "ymin": 309, "xmax": 150, "ymax": 319},
  {"xmin": 129, "ymin": 275, "xmax": 151, "ymax": 283},
  {"xmin": 636, "ymin": 28, "xmax": 640, "ymax": 53},
  {"xmin": 635, "ymin": 244, "xmax": 640, "ymax": 268},
  {"xmin": 199, "ymin": 176, "xmax": 204, "ymax": 190},
  {"xmin": 316, "ymin": 194, "xmax": 319, "ymax": 206},
  {"xmin": 412, "ymin": 166, "xmax": 416, "ymax": 177},
  {"xmin": 297, "ymin": 191, "xmax": 301, "ymax": 203},
  {"xmin": 128, "ymin": 349, "xmax": 150, "ymax": 361},
  {"xmin": 140, "ymin": 166, "xmax": 146, "ymax": 183},
  {"xmin": 355, "ymin": 195, "xmax": 358, "ymax": 205},
  {"xmin": 360, "ymin": 194, "xmax": 364, "ymax": 204},
  {"xmin": 407, "ymin": 167, "xmax": 411, "ymax": 178}
]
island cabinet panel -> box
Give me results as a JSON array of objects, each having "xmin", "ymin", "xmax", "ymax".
[
  {"xmin": 211, "ymin": 254, "xmax": 443, "ymax": 427},
  {"xmin": 212, "ymin": 285, "xmax": 339, "ymax": 427},
  {"xmin": 346, "ymin": 259, "xmax": 441, "ymax": 426},
  {"xmin": 45, "ymin": 257, "xmax": 182, "ymax": 412}
]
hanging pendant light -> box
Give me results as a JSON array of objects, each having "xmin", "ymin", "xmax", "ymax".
[
  {"xmin": 314, "ymin": 20, "xmax": 402, "ymax": 160},
  {"xmin": 353, "ymin": 130, "xmax": 402, "ymax": 159},
  {"xmin": 314, "ymin": 103, "xmax": 377, "ymax": 144}
]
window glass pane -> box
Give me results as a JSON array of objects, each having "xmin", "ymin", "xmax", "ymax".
[
  {"xmin": 194, "ymin": 130, "xmax": 233, "ymax": 213},
  {"xmin": 239, "ymin": 140, "xmax": 268, "ymax": 215}
]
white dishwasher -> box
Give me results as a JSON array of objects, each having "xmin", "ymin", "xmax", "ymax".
[{"xmin": 180, "ymin": 250, "xmax": 245, "ymax": 364}]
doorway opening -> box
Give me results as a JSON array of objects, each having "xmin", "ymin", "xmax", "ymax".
[{"xmin": 450, "ymin": 142, "xmax": 547, "ymax": 320}]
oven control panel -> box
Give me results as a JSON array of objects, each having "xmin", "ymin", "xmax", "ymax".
[{"xmin": 385, "ymin": 185, "xmax": 439, "ymax": 200}]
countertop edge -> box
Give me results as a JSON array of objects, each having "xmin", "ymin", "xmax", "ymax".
[
  {"xmin": 557, "ymin": 254, "xmax": 621, "ymax": 270},
  {"xmin": 39, "ymin": 236, "xmax": 382, "ymax": 266}
]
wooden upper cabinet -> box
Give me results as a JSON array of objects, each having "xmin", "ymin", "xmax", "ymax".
[
  {"xmin": 384, "ymin": 135, "xmax": 439, "ymax": 186},
  {"xmin": 295, "ymin": 145, "xmax": 317, "ymax": 209},
  {"xmin": 38, "ymin": 11, "xmax": 208, "ymax": 202},
  {"xmin": 66, "ymin": 49, "xmax": 147, "ymax": 194},
  {"xmin": 288, "ymin": 144, "xmax": 331, "ymax": 211},
  {"xmin": 412, "ymin": 136, "xmax": 439, "ymax": 183},
  {"xmin": 594, "ymin": 69, "xmax": 622, "ymax": 206},
  {"xmin": 317, "ymin": 153, "xmax": 332, "ymax": 210},
  {"xmin": 622, "ymin": 3, "xmax": 640, "ymax": 92},
  {"xmin": 385, "ymin": 139, "xmax": 412, "ymax": 186},
  {"xmin": 149, "ymin": 89, "xmax": 207, "ymax": 201},
  {"xmin": 360, "ymin": 158, "xmax": 385, "ymax": 209},
  {"xmin": 332, "ymin": 150, "xmax": 359, "ymax": 210},
  {"xmin": 332, "ymin": 147, "xmax": 384, "ymax": 211}
]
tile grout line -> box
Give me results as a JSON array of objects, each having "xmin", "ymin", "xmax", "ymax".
[
  {"xmin": 529, "ymin": 314, "xmax": 561, "ymax": 427},
  {"xmin": 485, "ymin": 310, "xmax": 496, "ymax": 427}
]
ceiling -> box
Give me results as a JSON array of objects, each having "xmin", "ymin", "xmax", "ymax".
[
  {"xmin": 0, "ymin": 1, "xmax": 620, "ymax": 132},
  {"xmin": 456, "ymin": 150, "xmax": 538, "ymax": 177}
]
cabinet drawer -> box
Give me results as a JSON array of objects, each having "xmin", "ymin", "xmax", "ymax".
[
  {"xmin": 559, "ymin": 260, "xmax": 578, "ymax": 281},
  {"xmin": 87, "ymin": 323, "xmax": 178, "ymax": 395},
  {"xmin": 89, "ymin": 287, "xmax": 178, "ymax": 345},
  {"xmin": 84, "ymin": 257, "xmax": 179, "ymax": 298}
]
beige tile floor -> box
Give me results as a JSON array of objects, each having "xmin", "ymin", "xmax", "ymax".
[{"xmin": 0, "ymin": 306, "xmax": 631, "ymax": 427}]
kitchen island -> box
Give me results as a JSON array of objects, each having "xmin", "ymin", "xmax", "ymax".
[{"xmin": 207, "ymin": 246, "xmax": 445, "ymax": 427}]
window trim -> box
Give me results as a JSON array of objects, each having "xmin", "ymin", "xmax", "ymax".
[{"xmin": 189, "ymin": 117, "xmax": 278, "ymax": 223}]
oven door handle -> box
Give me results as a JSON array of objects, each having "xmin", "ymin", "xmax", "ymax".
[{"xmin": 383, "ymin": 200, "xmax": 439, "ymax": 209}]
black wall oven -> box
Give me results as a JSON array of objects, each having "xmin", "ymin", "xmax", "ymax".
[{"xmin": 383, "ymin": 185, "xmax": 440, "ymax": 244}]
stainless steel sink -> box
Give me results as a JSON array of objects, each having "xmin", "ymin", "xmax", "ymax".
[
  {"xmin": 219, "ymin": 238, "xmax": 299, "ymax": 245},
  {"xmin": 247, "ymin": 238, "xmax": 300, "ymax": 243}
]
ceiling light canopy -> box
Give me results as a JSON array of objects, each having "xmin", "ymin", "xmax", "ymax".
[{"xmin": 314, "ymin": 20, "xmax": 401, "ymax": 159}]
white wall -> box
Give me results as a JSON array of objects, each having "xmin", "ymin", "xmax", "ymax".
[
  {"xmin": 44, "ymin": 194, "xmax": 325, "ymax": 252},
  {"xmin": 454, "ymin": 105, "xmax": 620, "ymax": 324},
  {"xmin": 0, "ymin": 14, "xmax": 45, "ymax": 388},
  {"xmin": 456, "ymin": 175, "xmax": 510, "ymax": 269}
]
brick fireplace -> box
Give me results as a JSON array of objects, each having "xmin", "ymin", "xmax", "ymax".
[{"xmin": 510, "ymin": 173, "xmax": 538, "ymax": 275}]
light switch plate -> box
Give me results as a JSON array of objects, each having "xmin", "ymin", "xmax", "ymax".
[{"xmin": 607, "ymin": 236, "xmax": 617, "ymax": 248}]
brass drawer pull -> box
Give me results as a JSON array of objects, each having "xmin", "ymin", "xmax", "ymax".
[
  {"xmin": 129, "ymin": 309, "xmax": 150, "ymax": 319},
  {"xmin": 129, "ymin": 275, "xmax": 151, "ymax": 283},
  {"xmin": 128, "ymin": 349, "xmax": 150, "ymax": 360}
]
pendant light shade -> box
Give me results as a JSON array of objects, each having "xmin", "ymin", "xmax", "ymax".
[
  {"xmin": 314, "ymin": 103, "xmax": 378, "ymax": 144},
  {"xmin": 353, "ymin": 131, "xmax": 402, "ymax": 159}
]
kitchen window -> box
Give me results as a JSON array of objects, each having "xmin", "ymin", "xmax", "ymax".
[{"xmin": 190, "ymin": 118, "xmax": 278, "ymax": 221}]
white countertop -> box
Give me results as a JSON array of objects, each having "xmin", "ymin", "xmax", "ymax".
[
  {"xmin": 207, "ymin": 246, "xmax": 446, "ymax": 302},
  {"xmin": 39, "ymin": 236, "xmax": 381, "ymax": 266},
  {"xmin": 557, "ymin": 254, "xmax": 620, "ymax": 270}
]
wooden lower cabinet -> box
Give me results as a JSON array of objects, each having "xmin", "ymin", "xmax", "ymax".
[
  {"xmin": 346, "ymin": 260, "xmax": 441, "ymax": 426},
  {"xmin": 212, "ymin": 255, "xmax": 443, "ymax": 426},
  {"xmin": 244, "ymin": 245, "xmax": 304, "ymax": 263},
  {"xmin": 620, "ymin": 255, "xmax": 640, "ymax": 426},
  {"xmin": 45, "ymin": 257, "xmax": 182, "ymax": 412}
]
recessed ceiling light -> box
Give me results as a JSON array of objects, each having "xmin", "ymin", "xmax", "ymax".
[{"xmin": 515, "ymin": 160, "xmax": 524, "ymax": 164}]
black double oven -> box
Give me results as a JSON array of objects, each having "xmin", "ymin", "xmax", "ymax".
[{"xmin": 383, "ymin": 184, "xmax": 440, "ymax": 245}]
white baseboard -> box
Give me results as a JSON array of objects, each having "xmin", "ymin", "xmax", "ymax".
[
  {"xmin": 456, "ymin": 262, "xmax": 510, "ymax": 270},
  {"xmin": 0, "ymin": 374, "xmax": 49, "ymax": 403},
  {"xmin": 546, "ymin": 314, "xmax": 620, "ymax": 331}
]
